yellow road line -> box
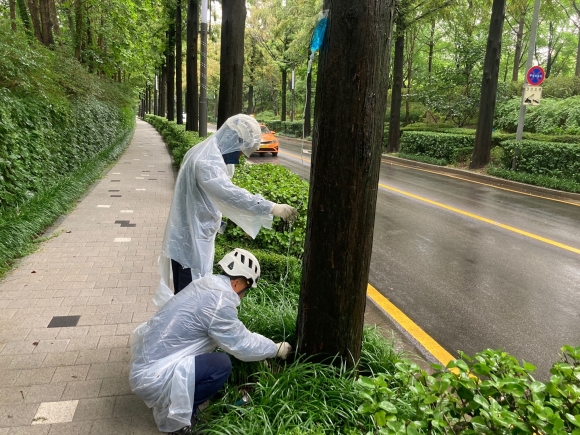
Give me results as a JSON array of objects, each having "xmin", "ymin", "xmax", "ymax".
[
  {"xmin": 382, "ymin": 159, "xmax": 580, "ymax": 207},
  {"xmin": 367, "ymin": 284, "xmax": 455, "ymax": 366},
  {"xmin": 379, "ymin": 183, "xmax": 580, "ymax": 255}
]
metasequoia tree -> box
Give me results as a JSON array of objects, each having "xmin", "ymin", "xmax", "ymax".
[
  {"xmin": 470, "ymin": 0, "xmax": 506, "ymax": 169},
  {"xmin": 186, "ymin": 0, "xmax": 198, "ymax": 131},
  {"xmin": 176, "ymin": 0, "xmax": 183, "ymax": 124},
  {"xmin": 217, "ymin": 0, "xmax": 246, "ymax": 127},
  {"xmin": 296, "ymin": 0, "xmax": 396, "ymax": 366}
]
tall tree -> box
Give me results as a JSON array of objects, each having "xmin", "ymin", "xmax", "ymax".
[
  {"xmin": 470, "ymin": 0, "xmax": 506, "ymax": 169},
  {"xmin": 217, "ymin": 0, "xmax": 246, "ymax": 127},
  {"xmin": 9, "ymin": 0, "xmax": 16, "ymax": 31},
  {"xmin": 186, "ymin": 0, "xmax": 198, "ymax": 131},
  {"xmin": 28, "ymin": 0, "xmax": 42, "ymax": 41},
  {"xmin": 166, "ymin": 19, "xmax": 176, "ymax": 121},
  {"xmin": 38, "ymin": 0, "xmax": 54, "ymax": 46},
  {"xmin": 16, "ymin": 0, "xmax": 32, "ymax": 35},
  {"xmin": 296, "ymin": 0, "xmax": 396, "ymax": 366},
  {"xmin": 176, "ymin": 0, "xmax": 183, "ymax": 124},
  {"xmin": 386, "ymin": 10, "xmax": 405, "ymax": 153}
]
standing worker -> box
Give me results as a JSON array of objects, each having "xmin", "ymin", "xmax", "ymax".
[
  {"xmin": 130, "ymin": 248, "xmax": 293, "ymax": 434},
  {"xmin": 158, "ymin": 114, "xmax": 297, "ymax": 296}
]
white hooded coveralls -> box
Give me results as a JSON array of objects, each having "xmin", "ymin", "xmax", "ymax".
[
  {"xmin": 130, "ymin": 274, "xmax": 278, "ymax": 432},
  {"xmin": 158, "ymin": 114, "xmax": 274, "ymax": 292}
]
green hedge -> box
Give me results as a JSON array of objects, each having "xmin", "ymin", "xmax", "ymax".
[
  {"xmin": 144, "ymin": 115, "xmax": 205, "ymax": 168},
  {"xmin": 499, "ymin": 139, "xmax": 580, "ymax": 182},
  {"xmin": 258, "ymin": 119, "xmax": 305, "ymax": 138},
  {"xmin": 400, "ymin": 131, "xmax": 474, "ymax": 162},
  {"xmin": 0, "ymin": 24, "xmax": 135, "ymax": 212}
]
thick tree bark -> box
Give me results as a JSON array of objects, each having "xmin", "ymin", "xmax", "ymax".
[
  {"xmin": 38, "ymin": 0, "xmax": 53, "ymax": 45},
  {"xmin": 281, "ymin": 68, "xmax": 287, "ymax": 121},
  {"xmin": 186, "ymin": 0, "xmax": 198, "ymax": 131},
  {"xmin": 176, "ymin": 0, "xmax": 183, "ymax": 124},
  {"xmin": 27, "ymin": 0, "xmax": 42, "ymax": 42},
  {"xmin": 386, "ymin": 16, "xmax": 404, "ymax": 153},
  {"xmin": 470, "ymin": 0, "xmax": 506, "ymax": 169},
  {"xmin": 512, "ymin": 14, "xmax": 525, "ymax": 82},
  {"xmin": 154, "ymin": 74, "xmax": 159, "ymax": 116},
  {"xmin": 167, "ymin": 24, "xmax": 176, "ymax": 121},
  {"xmin": 296, "ymin": 0, "xmax": 395, "ymax": 367},
  {"xmin": 10, "ymin": 0, "xmax": 17, "ymax": 31},
  {"xmin": 217, "ymin": 0, "xmax": 246, "ymax": 128}
]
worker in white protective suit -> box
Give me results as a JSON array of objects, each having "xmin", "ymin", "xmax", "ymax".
[
  {"xmin": 130, "ymin": 248, "xmax": 293, "ymax": 435},
  {"xmin": 157, "ymin": 114, "xmax": 298, "ymax": 297}
]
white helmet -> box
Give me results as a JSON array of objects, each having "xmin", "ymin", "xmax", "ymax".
[{"xmin": 218, "ymin": 248, "xmax": 261, "ymax": 288}]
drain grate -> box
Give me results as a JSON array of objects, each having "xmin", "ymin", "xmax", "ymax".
[{"xmin": 47, "ymin": 315, "xmax": 80, "ymax": 328}]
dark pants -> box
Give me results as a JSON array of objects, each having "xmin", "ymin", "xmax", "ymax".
[
  {"xmin": 171, "ymin": 259, "xmax": 193, "ymax": 294},
  {"xmin": 193, "ymin": 353, "xmax": 232, "ymax": 416}
]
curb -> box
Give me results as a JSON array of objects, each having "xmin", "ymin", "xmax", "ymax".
[{"xmin": 381, "ymin": 155, "xmax": 580, "ymax": 204}]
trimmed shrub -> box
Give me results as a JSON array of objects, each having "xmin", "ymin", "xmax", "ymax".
[
  {"xmin": 499, "ymin": 139, "xmax": 580, "ymax": 182},
  {"xmin": 258, "ymin": 119, "xmax": 305, "ymax": 138},
  {"xmin": 400, "ymin": 131, "xmax": 474, "ymax": 162},
  {"xmin": 144, "ymin": 115, "xmax": 204, "ymax": 168}
]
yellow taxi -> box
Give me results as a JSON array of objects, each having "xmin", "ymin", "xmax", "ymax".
[{"xmin": 256, "ymin": 124, "xmax": 279, "ymax": 157}]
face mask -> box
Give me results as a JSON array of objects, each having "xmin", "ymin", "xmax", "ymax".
[{"xmin": 222, "ymin": 151, "xmax": 240, "ymax": 165}]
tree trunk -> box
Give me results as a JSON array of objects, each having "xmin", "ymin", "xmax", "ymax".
[
  {"xmin": 176, "ymin": 0, "xmax": 183, "ymax": 124},
  {"xmin": 186, "ymin": 0, "xmax": 199, "ymax": 131},
  {"xmin": 546, "ymin": 22, "xmax": 554, "ymax": 79},
  {"xmin": 247, "ymin": 84, "xmax": 254, "ymax": 114},
  {"xmin": 281, "ymin": 68, "xmax": 287, "ymax": 121},
  {"xmin": 154, "ymin": 74, "xmax": 159, "ymax": 115},
  {"xmin": 512, "ymin": 13, "xmax": 525, "ymax": 82},
  {"xmin": 386, "ymin": 16, "xmax": 404, "ymax": 153},
  {"xmin": 270, "ymin": 78, "xmax": 277, "ymax": 115},
  {"xmin": 470, "ymin": 0, "xmax": 506, "ymax": 169},
  {"xmin": 296, "ymin": 0, "xmax": 395, "ymax": 367},
  {"xmin": 74, "ymin": 0, "xmax": 82, "ymax": 60},
  {"xmin": 38, "ymin": 0, "xmax": 54, "ymax": 46},
  {"xmin": 167, "ymin": 23, "xmax": 176, "ymax": 121},
  {"xmin": 10, "ymin": 0, "xmax": 16, "ymax": 31},
  {"xmin": 16, "ymin": 0, "xmax": 32, "ymax": 35},
  {"xmin": 49, "ymin": 0, "xmax": 59, "ymax": 36},
  {"xmin": 217, "ymin": 0, "xmax": 246, "ymax": 128},
  {"xmin": 160, "ymin": 66, "xmax": 167, "ymax": 117},
  {"xmin": 27, "ymin": 0, "xmax": 42, "ymax": 42},
  {"xmin": 428, "ymin": 19, "xmax": 435, "ymax": 81},
  {"xmin": 304, "ymin": 58, "xmax": 312, "ymax": 137}
]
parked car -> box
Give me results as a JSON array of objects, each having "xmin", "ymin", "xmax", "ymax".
[{"xmin": 256, "ymin": 124, "xmax": 279, "ymax": 156}]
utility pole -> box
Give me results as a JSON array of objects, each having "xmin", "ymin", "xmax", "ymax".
[
  {"xmin": 516, "ymin": 0, "xmax": 541, "ymax": 141},
  {"xmin": 199, "ymin": 0, "xmax": 208, "ymax": 137}
]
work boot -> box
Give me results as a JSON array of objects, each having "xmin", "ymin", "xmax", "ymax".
[{"xmin": 167, "ymin": 426, "xmax": 190, "ymax": 435}]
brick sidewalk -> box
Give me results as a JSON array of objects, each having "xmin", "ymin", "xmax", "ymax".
[
  {"xmin": 0, "ymin": 119, "xmax": 169, "ymax": 434},
  {"xmin": 0, "ymin": 119, "xmax": 424, "ymax": 434}
]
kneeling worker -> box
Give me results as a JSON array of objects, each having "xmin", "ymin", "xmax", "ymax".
[{"xmin": 129, "ymin": 248, "xmax": 292, "ymax": 435}]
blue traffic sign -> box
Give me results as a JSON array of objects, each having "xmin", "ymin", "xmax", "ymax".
[{"xmin": 526, "ymin": 66, "xmax": 545, "ymax": 86}]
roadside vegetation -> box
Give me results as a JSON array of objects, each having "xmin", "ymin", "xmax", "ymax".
[
  {"xmin": 0, "ymin": 24, "xmax": 136, "ymax": 277},
  {"xmin": 147, "ymin": 115, "xmax": 580, "ymax": 435}
]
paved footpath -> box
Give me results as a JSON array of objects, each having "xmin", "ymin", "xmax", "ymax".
[{"xmin": 0, "ymin": 119, "xmax": 419, "ymax": 435}]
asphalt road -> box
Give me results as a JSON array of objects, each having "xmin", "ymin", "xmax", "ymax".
[{"xmin": 247, "ymin": 136, "xmax": 580, "ymax": 379}]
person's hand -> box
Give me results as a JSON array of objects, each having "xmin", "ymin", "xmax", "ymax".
[
  {"xmin": 275, "ymin": 342, "xmax": 292, "ymax": 359},
  {"xmin": 271, "ymin": 204, "xmax": 298, "ymax": 222}
]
